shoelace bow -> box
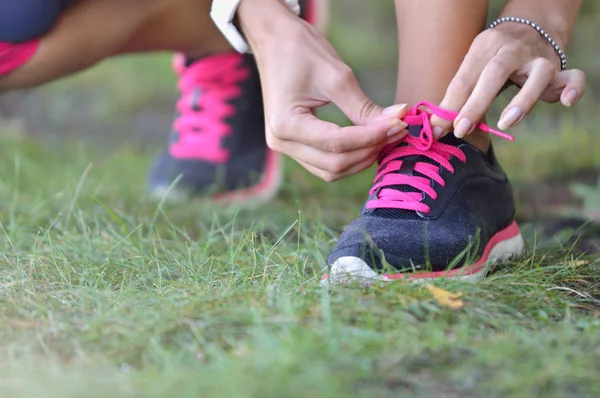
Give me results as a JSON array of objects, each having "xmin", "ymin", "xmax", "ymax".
[
  {"xmin": 172, "ymin": 54, "xmax": 250, "ymax": 160},
  {"xmin": 366, "ymin": 101, "xmax": 514, "ymax": 213}
]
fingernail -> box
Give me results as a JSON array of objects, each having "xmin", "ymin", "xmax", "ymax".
[
  {"xmin": 454, "ymin": 118, "xmax": 472, "ymax": 138},
  {"xmin": 383, "ymin": 104, "xmax": 407, "ymax": 115},
  {"xmin": 387, "ymin": 133, "xmax": 405, "ymax": 145},
  {"xmin": 433, "ymin": 126, "xmax": 444, "ymax": 138},
  {"xmin": 498, "ymin": 106, "xmax": 523, "ymax": 130},
  {"xmin": 564, "ymin": 89, "xmax": 578, "ymax": 107},
  {"xmin": 386, "ymin": 122, "xmax": 407, "ymax": 136}
]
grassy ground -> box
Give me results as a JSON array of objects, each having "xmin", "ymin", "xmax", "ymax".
[
  {"xmin": 0, "ymin": 1, "xmax": 599, "ymax": 397},
  {"xmin": 0, "ymin": 136, "xmax": 598, "ymax": 398}
]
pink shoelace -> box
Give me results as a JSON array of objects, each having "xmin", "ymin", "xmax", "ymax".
[
  {"xmin": 169, "ymin": 53, "xmax": 250, "ymax": 162},
  {"xmin": 366, "ymin": 101, "xmax": 514, "ymax": 213}
]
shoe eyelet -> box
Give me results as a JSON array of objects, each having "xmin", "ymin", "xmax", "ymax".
[{"xmin": 416, "ymin": 209, "xmax": 431, "ymax": 218}]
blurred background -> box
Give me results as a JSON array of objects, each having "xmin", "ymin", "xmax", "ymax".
[{"xmin": 0, "ymin": 0, "xmax": 598, "ymax": 247}]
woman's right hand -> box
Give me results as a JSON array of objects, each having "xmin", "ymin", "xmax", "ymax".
[{"xmin": 238, "ymin": 0, "xmax": 407, "ymax": 181}]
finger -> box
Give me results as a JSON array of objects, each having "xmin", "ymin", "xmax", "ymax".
[
  {"xmin": 535, "ymin": 69, "xmax": 586, "ymax": 105},
  {"xmin": 296, "ymin": 154, "xmax": 379, "ymax": 182},
  {"xmin": 276, "ymin": 137, "xmax": 391, "ymax": 177},
  {"xmin": 430, "ymin": 54, "xmax": 487, "ymax": 137},
  {"xmin": 453, "ymin": 50, "xmax": 521, "ymax": 137},
  {"xmin": 272, "ymin": 113, "xmax": 407, "ymax": 154},
  {"xmin": 556, "ymin": 69, "xmax": 586, "ymax": 107},
  {"xmin": 498, "ymin": 58, "xmax": 555, "ymax": 130},
  {"xmin": 378, "ymin": 103, "xmax": 409, "ymax": 121},
  {"xmin": 325, "ymin": 65, "xmax": 408, "ymax": 124}
]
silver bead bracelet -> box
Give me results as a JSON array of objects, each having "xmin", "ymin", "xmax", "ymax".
[{"xmin": 489, "ymin": 16, "xmax": 567, "ymax": 71}]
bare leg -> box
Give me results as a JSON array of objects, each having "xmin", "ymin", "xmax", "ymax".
[
  {"xmin": 394, "ymin": 0, "xmax": 490, "ymax": 151},
  {"xmin": 0, "ymin": 0, "xmax": 230, "ymax": 91}
]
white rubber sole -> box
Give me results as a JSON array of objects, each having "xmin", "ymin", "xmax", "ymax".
[{"xmin": 322, "ymin": 223, "xmax": 526, "ymax": 286}]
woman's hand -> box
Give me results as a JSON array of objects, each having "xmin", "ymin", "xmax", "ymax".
[
  {"xmin": 238, "ymin": 0, "xmax": 407, "ymax": 182},
  {"xmin": 432, "ymin": 21, "xmax": 586, "ymax": 138}
]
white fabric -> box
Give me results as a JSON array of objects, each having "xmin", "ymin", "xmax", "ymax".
[{"xmin": 211, "ymin": 0, "xmax": 301, "ymax": 54}]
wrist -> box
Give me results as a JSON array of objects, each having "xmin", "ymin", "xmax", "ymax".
[
  {"xmin": 492, "ymin": 19, "xmax": 565, "ymax": 70},
  {"xmin": 501, "ymin": 0, "xmax": 573, "ymax": 48},
  {"xmin": 237, "ymin": 0, "xmax": 301, "ymax": 52}
]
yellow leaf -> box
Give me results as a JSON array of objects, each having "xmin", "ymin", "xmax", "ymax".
[{"xmin": 426, "ymin": 285, "xmax": 464, "ymax": 310}]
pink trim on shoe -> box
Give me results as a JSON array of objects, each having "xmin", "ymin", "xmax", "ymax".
[
  {"xmin": 382, "ymin": 221, "xmax": 522, "ymax": 280},
  {"xmin": 213, "ymin": 148, "xmax": 283, "ymax": 204},
  {"xmin": 304, "ymin": 0, "xmax": 330, "ymax": 32},
  {"xmin": 0, "ymin": 40, "xmax": 39, "ymax": 77},
  {"xmin": 304, "ymin": 0, "xmax": 317, "ymax": 25}
]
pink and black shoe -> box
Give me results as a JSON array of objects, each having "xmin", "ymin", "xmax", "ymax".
[
  {"xmin": 324, "ymin": 102, "xmax": 525, "ymax": 284},
  {"xmin": 147, "ymin": 0, "xmax": 328, "ymax": 203},
  {"xmin": 147, "ymin": 52, "xmax": 282, "ymax": 203}
]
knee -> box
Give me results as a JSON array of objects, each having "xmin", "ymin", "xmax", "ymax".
[{"xmin": 0, "ymin": 0, "xmax": 64, "ymax": 43}]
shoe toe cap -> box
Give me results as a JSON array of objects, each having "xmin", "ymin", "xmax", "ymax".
[{"xmin": 327, "ymin": 214, "xmax": 481, "ymax": 272}]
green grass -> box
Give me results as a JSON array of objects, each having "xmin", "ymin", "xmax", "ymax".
[
  {"xmin": 0, "ymin": 1, "xmax": 599, "ymax": 395},
  {"xmin": 0, "ymin": 136, "xmax": 598, "ymax": 398}
]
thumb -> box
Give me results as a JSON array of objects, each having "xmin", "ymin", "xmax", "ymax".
[{"xmin": 328, "ymin": 70, "xmax": 407, "ymax": 125}]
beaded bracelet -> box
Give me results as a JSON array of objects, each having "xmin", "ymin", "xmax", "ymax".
[{"xmin": 489, "ymin": 16, "xmax": 567, "ymax": 71}]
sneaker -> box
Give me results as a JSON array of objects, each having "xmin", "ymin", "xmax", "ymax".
[
  {"xmin": 324, "ymin": 101, "xmax": 525, "ymax": 284},
  {"xmin": 147, "ymin": 0, "xmax": 328, "ymax": 203},
  {"xmin": 147, "ymin": 52, "xmax": 281, "ymax": 203}
]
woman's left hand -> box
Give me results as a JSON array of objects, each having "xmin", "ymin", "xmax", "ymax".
[{"xmin": 431, "ymin": 21, "xmax": 586, "ymax": 138}]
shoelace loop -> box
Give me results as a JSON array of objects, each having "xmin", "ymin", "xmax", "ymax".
[
  {"xmin": 366, "ymin": 101, "xmax": 513, "ymax": 213},
  {"xmin": 402, "ymin": 101, "xmax": 514, "ymax": 151}
]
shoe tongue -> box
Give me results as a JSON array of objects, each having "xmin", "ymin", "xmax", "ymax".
[
  {"xmin": 407, "ymin": 124, "xmax": 423, "ymax": 138},
  {"xmin": 439, "ymin": 133, "xmax": 467, "ymax": 147},
  {"xmin": 369, "ymin": 128, "xmax": 465, "ymax": 219},
  {"xmin": 388, "ymin": 127, "xmax": 467, "ymax": 178}
]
